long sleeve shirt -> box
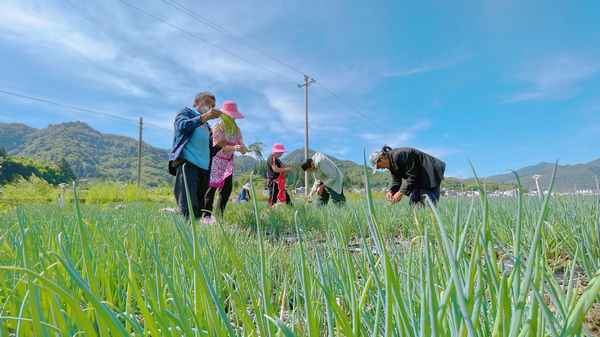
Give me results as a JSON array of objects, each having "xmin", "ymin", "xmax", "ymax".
[
  {"xmin": 168, "ymin": 107, "xmax": 220, "ymax": 175},
  {"xmin": 311, "ymin": 152, "xmax": 344, "ymax": 195},
  {"xmin": 386, "ymin": 147, "xmax": 446, "ymax": 196}
]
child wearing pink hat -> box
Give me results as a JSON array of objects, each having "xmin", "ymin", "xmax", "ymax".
[
  {"xmin": 266, "ymin": 143, "xmax": 294, "ymax": 208},
  {"xmin": 205, "ymin": 101, "xmax": 248, "ymax": 218}
]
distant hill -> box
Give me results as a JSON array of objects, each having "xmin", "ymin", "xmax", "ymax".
[
  {"xmin": 2, "ymin": 121, "xmax": 597, "ymax": 192},
  {"xmin": 232, "ymin": 154, "xmax": 259, "ymax": 175},
  {"xmin": 481, "ymin": 160, "xmax": 600, "ymax": 192},
  {"xmin": 0, "ymin": 123, "xmax": 36, "ymax": 153},
  {"xmin": 1, "ymin": 121, "xmax": 172, "ymax": 186},
  {"xmin": 0, "ymin": 121, "xmax": 274, "ymax": 187}
]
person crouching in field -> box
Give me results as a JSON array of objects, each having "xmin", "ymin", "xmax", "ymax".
[
  {"xmin": 205, "ymin": 101, "xmax": 248, "ymax": 219},
  {"xmin": 301, "ymin": 152, "xmax": 346, "ymax": 206},
  {"xmin": 266, "ymin": 143, "xmax": 294, "ymax": 208},
  {"xmin": 234, "ymin": 183, "xmax": 252, "ymax": 203},
  {"xmin": 369, "ymin": 145, "xmax": 446, "ymax": 205}
]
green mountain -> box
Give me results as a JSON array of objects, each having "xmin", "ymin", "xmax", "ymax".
[
  {"xmin": 0, "ymin": 121, "xmax": 266, "ymax": 187},
  {"xmin": 481, "ymin": 160, "xmax": 600, "ymax": 192},
  {"xmin": 232, "ymin": 154, "xmax": 259, "ymax": 175},
  {"xmin": 3, "ymin": 121, "xmax": 597, "ymax": 192},
  {"xmin": 0, "ymin": 123, "xmax": 36, "ymax": 153},
  {"xmin": 2, "ymin": 121, "xmax": 172, "ymax": 186}
]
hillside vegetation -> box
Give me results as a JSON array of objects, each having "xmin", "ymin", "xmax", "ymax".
[
  {"xmin": 2, "ymin": 121, "xmax": 597, "ymax": 192},
  {"xmin": 483, "ymin": 160, "xmax": 600, "ymax": 192},
  {"xmin": 0, "ymin": 147, "xmax": 75, "ymax": 186}
]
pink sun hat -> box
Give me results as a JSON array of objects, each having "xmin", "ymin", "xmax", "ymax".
[
  {"xmin": 272, "ymin": 143, "xmax": 289, "ymax": 153},
  {"xmin": 220, "ymin": 101, "xmax": 245, "ymax": 119}
]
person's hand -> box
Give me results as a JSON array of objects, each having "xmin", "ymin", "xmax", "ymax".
[
  {"xmin": 235, "ymin": 145, "xmax": 247, "ymax": 154},
  {"xmin": 385, "ymin": 191, "xmax": 394, "ymax": 201},
  {"xmin": 204, "ymin": 108, "xmax": 222, "ymax": 120},
  {"xmin": 392, "ymin": 191, "xmax": 403, "ymax": 203}
]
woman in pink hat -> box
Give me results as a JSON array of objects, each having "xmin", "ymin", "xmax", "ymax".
[
  {"xmin": 266, "ymin": 143, "xmax": 294, "ymax": 208},
  {"xmin": 205, "ymin": 101, "xmax": 248, "ymax": 219}
]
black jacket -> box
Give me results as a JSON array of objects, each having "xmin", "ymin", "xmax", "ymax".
[{"xmin": 386, "ymin": 147, "xmax": 446, "ymax": 196}]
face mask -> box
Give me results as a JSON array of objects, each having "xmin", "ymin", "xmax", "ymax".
[{"xmin": 198, "ymin": 106, "xmax": 209, "ymax": 113}]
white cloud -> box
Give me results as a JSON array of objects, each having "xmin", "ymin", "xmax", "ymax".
[
  {"xmin": 0, "ymin": 3, "xmax": 49, "ymax": 29},
  {"xmin": 0, "ymin": 2, "xmax": 118, "ymax": 62},
  {"xmin": 418, "ymin": 145, "xmax": 464, "ymax": 159},
  {"xmin": 503, "ymin": 54, "xmax": 600, "ymax": 103},
  {"xmin": 359, "ymin": 118, "xmax": 432, "ymax": 147},
  {"xmin": 107, "ymin": 77, "xmax": 149, "ymax": 98},
  {"xmin": 59, "ymin": 32, "xmax": 117, "ymax": 61},
  {"xmin": 328, "ymin": 146, "xmax": 352, "ymax": 157},
  {"xmin": 384, "ymin": 59, "xmax": 462, "ymax": 77},
  {"xmin": 410, "ymin": 119, "xmax": 432, "ymax": 130}
]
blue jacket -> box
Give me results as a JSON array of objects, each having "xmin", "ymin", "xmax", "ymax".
[
  {"xmin": 236, "ymin": 188, "xmax": 250, "ymax": 202},
  {"xmin": 168, "ymin": 107, "xmax": 220, "ymax": 176}
]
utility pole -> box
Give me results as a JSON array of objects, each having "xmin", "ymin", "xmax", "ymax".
[
  {"xmin": 298, "ymin": 75, "xmax": 315, "ymax": 197},
  {"xmin": 137, "ymin": 117, "xmax": 143, "ymax": 189},
  {"xmin": 532, "ymin": 174, "xmax": 542, "ymax": 199}
]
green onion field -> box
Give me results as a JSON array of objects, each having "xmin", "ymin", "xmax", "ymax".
[{"xmin": 1, "ymin": 165, "xmax": 600, "ymax": 336}]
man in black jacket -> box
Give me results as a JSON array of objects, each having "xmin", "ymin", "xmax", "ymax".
[{"xmin": 369, "ymin": 146, "xmax": 446, "ymax": 205}]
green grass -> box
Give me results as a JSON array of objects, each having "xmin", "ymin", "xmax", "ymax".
[{"xmin": 1, "ymin": 172, "xmax": 600, "ymax": 335}]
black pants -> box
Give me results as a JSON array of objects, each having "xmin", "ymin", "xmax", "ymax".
[
  {"xmin": 205, "ymin": 174, "xmax": 233, "ymax": 216},
  {"xmin": 174, "ymin": 162, "xmax": 210, "ymax": 219},
  {"xmin": 409, "ymin": 185, "xmax": 441, "ymax": 205},
  {"xmin": 267, "ymin": 179, "xmax": 293, "ymax": 207}
]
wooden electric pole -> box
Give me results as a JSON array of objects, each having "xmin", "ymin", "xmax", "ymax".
[
  {"xmin": 137, "ymin": 117, "xmax": 143, "ymax": 189},
  {"xmin": 298, "ymin": 75, "xmax": 315, "ymax": 197}
]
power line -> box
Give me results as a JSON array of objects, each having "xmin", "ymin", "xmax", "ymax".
[
  {"xmin": 308, "ymin": 91, "xmax": 382, "ymax": 137},
  {"xmin": 315, "ymin": 82, "xmax": 411, "ymax": 147},
  {"xmin": 163, "ymin": 0, "xmax": 306, "ymax": 77},
  {"xmin": 120, "ymin": 0, "xmax": 298, "ymax": 85},
  {"xmin": 122, "ymin": 1, "xmax": 411, "ymax": 148},
  {"xmin": 0, "ymin": 89, "xmax": 172, "ymax": 132},
  {"xmin": 157, "ymin": 1, "xmax": 411, "ymax": 147}
]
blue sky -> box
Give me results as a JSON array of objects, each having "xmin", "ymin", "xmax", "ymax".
[{"xmin": 0, "ymin": 0, "xmax": 599, "ymax": 178}]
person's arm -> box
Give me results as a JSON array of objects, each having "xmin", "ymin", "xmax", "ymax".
[
  {"xmin": 271, "ymin": 164, "xmax": 292, "ymax": 173},
  {"xmin": 209, "ymin": 124, "xmax": 226, "ymax": 157},
  {"xmin": 212, "ymin": 122, "xmax": 224, "ymax": 147},
  {"xmin": 317, "ymin": 160, "xmax": 338, "ymax": 188},
  {"xmin": 389, "ymin": 172, "xmax": 402, "ymax": 194},
  {"xmin": 234, "ymin": 128, "xmax": 248, "ymax": 154},
  {"xmin": 311, "ymin": 179, "xmax": 320, "ymax": 193},
  {"xmin": 220, "ymin": 128, "xmax": 248, "ymax": 153},
  {"xmin": 399, "ymin": 153, "xmax": 419, "ymax": 196},
  {"xmin": 386, "ymin": 152, "xmax": 405, "ymax": 203},
  {"xmin": 174, "ymin": 109, "xmax": 203, "ymax": 134}
]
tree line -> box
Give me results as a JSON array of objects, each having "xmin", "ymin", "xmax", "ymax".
[{"xmin": 0, "ymin": 147, "xmax": 76, "ymax": 186}]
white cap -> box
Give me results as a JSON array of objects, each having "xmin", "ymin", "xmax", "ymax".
[{"xmin": 369, "ymin": 150, "xmax": 383, "ymax": 175}]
